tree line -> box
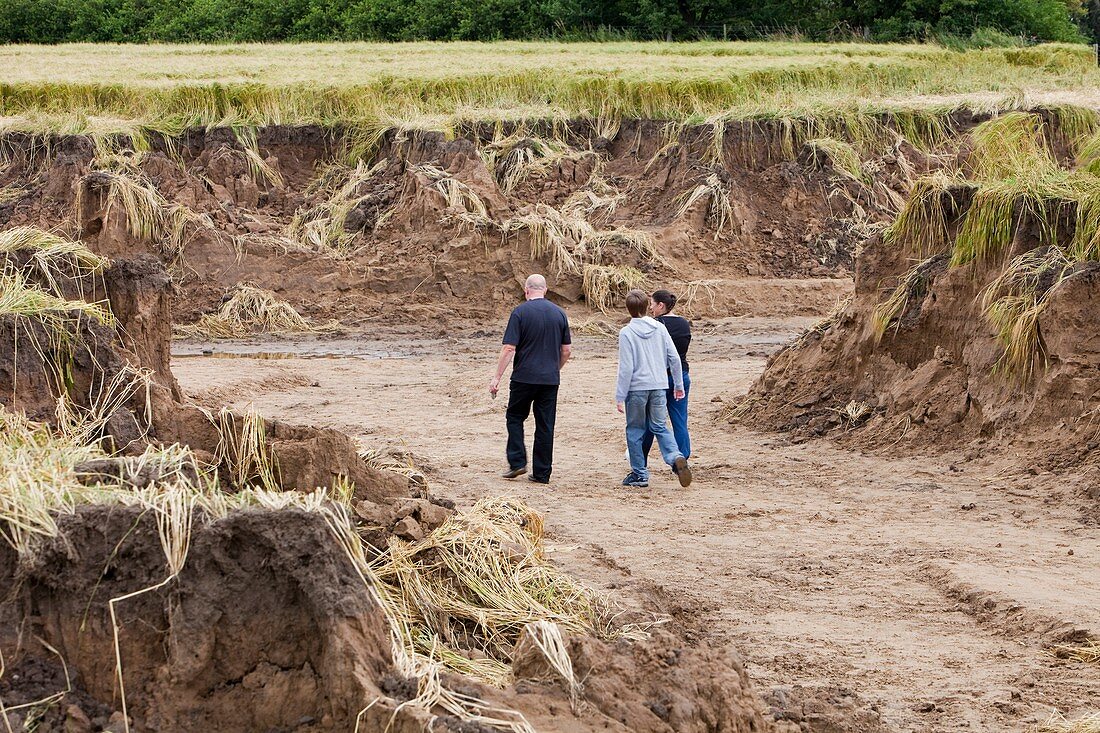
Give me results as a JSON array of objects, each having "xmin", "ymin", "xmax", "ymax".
[{"xmin": 1, "ymin": 0, "xmax": 1094, "ymax": 44}]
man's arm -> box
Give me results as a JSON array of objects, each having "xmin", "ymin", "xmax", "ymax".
[
  {"xmin": 559, "ymin": 344, "xmax": 572, "ymax": 369},
  {"xmin": 490, "ymin": 344, "xmax": 516, "ymax": 397}
]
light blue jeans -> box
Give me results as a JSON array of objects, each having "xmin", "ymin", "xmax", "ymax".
[{"xmin": 625, "ymin": 389, "xmax": 683, "ymax": 481}]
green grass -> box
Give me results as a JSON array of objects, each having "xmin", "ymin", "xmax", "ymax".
[
  {"xmin": 0, "ymin": 41, "xmax": 1095, "ymax": 135},
  {"xmin": 878, "ymin": 110, "xmax": 1100, "ymax": 381}
]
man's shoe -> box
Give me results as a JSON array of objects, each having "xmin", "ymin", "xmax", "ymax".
[
  {"xmin": 622, "ymin": 472, "xmax": 649, "ymax": 488},
  {"xmin": 501, "ymin": 466, "xmax": 527, "ymax": 479},
  {"xmin": 673, "ymin": 457, "xmax": 692, "ymax": 487},
  {"xmin": 528, "ymin": 475, "xmax": 549, "ymax": 484}
]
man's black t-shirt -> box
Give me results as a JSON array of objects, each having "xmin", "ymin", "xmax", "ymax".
[{"xmin": 503, "ymin": 298, "xmax": 571, "ymax": 385}]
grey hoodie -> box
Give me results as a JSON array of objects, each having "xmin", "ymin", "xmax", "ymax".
[{"xmin": 615, "ymin": 317, "xmax": 684, "ymax": 403}]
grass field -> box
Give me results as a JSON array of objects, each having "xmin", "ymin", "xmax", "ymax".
[{"xmin": 0, "ymin": 41, "xmax": 1098, "ymax": 135}]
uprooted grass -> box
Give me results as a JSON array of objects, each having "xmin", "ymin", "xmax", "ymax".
[
  {"xmin": 1035, "ymin": 713, "xmax": 1100, "ymax": 733},
  {"xmin": 174, "ymin": 285, "xmax": 337, "ymax": 339},
  {"xmin": 503, "ymin": 204, "xmax": 595, "ymax": 276},
  {"xmin": 805, "ymin": 137, "xmax": 866, "ymax": 182},
  {"xmin": 414, "ymin": 163, "xmax": 491, "ymax": 222},
  {"xmin": 0, "ymin": 226, "xmax": 109, "ymax": 297},
  {"xmin": 871, "ymin": 255, "xmax": 946, "ymax": 342},
  {"xmin": 1052, "ymin": 639, "xmax": 1100, "ymax": 664},
  {"xmin": 675, "ymin": 173, "xmax": 734, "ymax": 240},
  {"xmin": 572, "ymin": 318, "xmax": 620, "ymax": 338},
  {"xmin": 482, "ymin": 135, "xmax": 597, "ymax": 194},
  {"xmin": 368, "ymin": 497, "xmax": 651, "ymax": 687},
  {"xmin": 979, "ymin": 247, "xmax": 1072, "ymax": 380},
  {"xmin": 288, "ymin": 158, "xmax": 388, "ymax": 256},
  {"xmin": 233, "ymin": 126, "xmax": 284, "ymax": 188},
  {"xmin": 88, "ymin": 170, "xmax": 210, "ymax": 262},
  {"xmin": 0, "ymin": 269, "xmax": 113, "ymax": 332},
  {"xmin": 582, "ymin": 265, "xmax": 647, "ymax": 314},
  {"xmin": 676, "ymin": 279, "xmax": 723, "ymax": 317},
  {"xmin": 502, "ymin": 203, "xmax": 662, "ymax": 305},
  {"xmin": 882, "ymin": 171, "xmax": 969, "ymax": 259},
  {"xmin": 795, "ymin": 294, "xmax": 851, "ymax": 348}
]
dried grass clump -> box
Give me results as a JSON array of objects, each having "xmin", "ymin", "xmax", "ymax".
[
  {"xmin": 834, "ymin": 399, "xmax": 873, "ymax": 428},
  {"xmin": 1052, "ymin": 639, "xmax": 1100, "ymax": 664},
  {"xmin": 233, "ymin": 126, "xmax": 284, "ymax": 188},
  {"xmin": 573, "ymin": 319, "xmax": 619, "ymax": 338},
  {"xmin": 0, "ymin": 269, "xmax": 113, "ymax": 332},
  {"xmin": 93, "ymin": 171, "xmax": 210, "ymax": 262},
  {"xmin": 582, "ymin": 265, "xmax": 647, "ymax": 314},
  {"xmin": 677, "ymin": 279, "xmax": 723, "ymax": 317},
  {"xmin": 795, "ymin": 294, "xmax": 851, "ymax": 347},
  {"xmin": 590, "ymin": 228, "xmax": 663, "ymax": 266},
  {"xmin": 805, "ymin": 137, "xmax": 866, "ymax": 181},
  {"xmin": 675, "ymin": 173, "xmax": 734, "ymax": 241},
  {"xmin": 1035, "ymin": 712, "xmax": 1100, "ymax": 733},
  {"xmin": 0, "ymin": 226, "xmax": 109, "ymax": 296},
  {"xmin": 358, "ymin": 446, "xmax": 426, "ymax": 485},
  {"xmin": 367, "ymin": 497, "xmax": 648, "ymax": 688},
  {"xmin": 484, "ymin": 136, "xmax": 596, "ymax": 194},
  {"xmin": 415, "ymin": 163, "xmax": 490, "ymax": 221},
  {"xmin": 503, "ymin": 204, "xmax": 596, "ymax": 276},
  {"xmin": 175, "ymin": 285, "xmax": 335, "ymax": 339},
  {"xmin": 979, "ymin": 247, "xmax": 1071, "ymax": 380},
  {"xmin": 503, "ymin": 202, "xmax": 662, "ymax": 289},
  {"xmin": 871, "ymin": 255, "xmax": 945, "ymax": 342},
  {"xmin": 289, "ymin": 158, "xmax": 387, "ymax": 256},
  {"xmin": 561, "ymin": 185, "xmax": 624, "ymax": 225}
]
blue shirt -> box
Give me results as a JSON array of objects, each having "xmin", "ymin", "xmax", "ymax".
[{"xmin": 503, "ymin": 298, "xmax": 571, "ymax": 385}]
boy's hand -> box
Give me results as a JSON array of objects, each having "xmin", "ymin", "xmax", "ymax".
[
  {"xmin": 673, "ymin": 389, "xmax": 685, "ymax": 400},
  {"xmin": 616, "ymin": 402, "xmax": 625, "ymax": 414},
  {"xmin": 489, "ymin": 376, "xmax": 500, "ymax": 397}
]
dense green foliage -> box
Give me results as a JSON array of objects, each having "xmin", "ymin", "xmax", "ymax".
[{"xmin": 0, "ymin": 0, "xmax": 1092, "ymax": 43}]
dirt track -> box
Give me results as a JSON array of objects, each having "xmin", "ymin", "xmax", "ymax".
[{"xmin": 174, "ymin": 316, "xmax": 1100, "ymax": 733}]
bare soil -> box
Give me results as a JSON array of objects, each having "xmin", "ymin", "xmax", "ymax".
[{"xmin": 173, "ymin": 320, "xmax": 1100, "ymax": 733}]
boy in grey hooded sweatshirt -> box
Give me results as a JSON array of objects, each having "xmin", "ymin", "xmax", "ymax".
[{"xmin": 615, "ymin": 290, "xmax": 692, "ymax": 488}]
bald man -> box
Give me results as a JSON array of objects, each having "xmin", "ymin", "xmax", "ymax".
[{"xmin": 490, "ymin": 274, "xmax": 572, "ymax": 484}]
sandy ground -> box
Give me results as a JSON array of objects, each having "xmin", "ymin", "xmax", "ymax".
[{"xmin": 173, "ymin": 317, "xmax": 1100, "ymax": 733}]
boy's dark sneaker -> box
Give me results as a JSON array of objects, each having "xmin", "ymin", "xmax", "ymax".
[
  {"xmin": 673, "ymin": 457, "xmax": 692, "ymax": 487},
  {"xmin": 501, "ymin": 466, "xmax": 527, "ymax": 479},
  {"xmin": 622, "ymin": 472, "xmax": 649, "ymax": 488},
  {"xmin": 528, "ymin": 475, "xmax": 549, "ymax": 484}
]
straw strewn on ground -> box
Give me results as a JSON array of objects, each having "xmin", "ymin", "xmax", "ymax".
[{"xmin": 0, "ymin": 42, "xmax": 1095, "ymax": 134}]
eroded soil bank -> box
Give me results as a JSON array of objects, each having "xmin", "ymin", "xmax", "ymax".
[{"xmin": 1, "ymin": 115, "xmax": 962, "ymax": 326}]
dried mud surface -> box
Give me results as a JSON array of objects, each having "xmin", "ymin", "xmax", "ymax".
[{"xmin": 173, "ymin": 322, "xmax": 1100, "ymax": 733}]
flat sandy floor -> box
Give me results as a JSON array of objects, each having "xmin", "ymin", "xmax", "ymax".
[{"xmin": 173, "ymin": 317, "xmax": 1100, "ymax": 733}]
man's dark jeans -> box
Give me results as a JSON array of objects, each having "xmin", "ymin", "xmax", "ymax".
[{"xmin": 506, "ymin": 380, "xmax": 558, "ymax": 482}]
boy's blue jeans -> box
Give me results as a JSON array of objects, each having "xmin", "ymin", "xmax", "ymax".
[
  {"xmin": 625, "ymin": 389, "xmax": 683, "ymax": 481},
  {"xmin": 642, "ymin": 370, "xmax": 691, "ymax": 463}
]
